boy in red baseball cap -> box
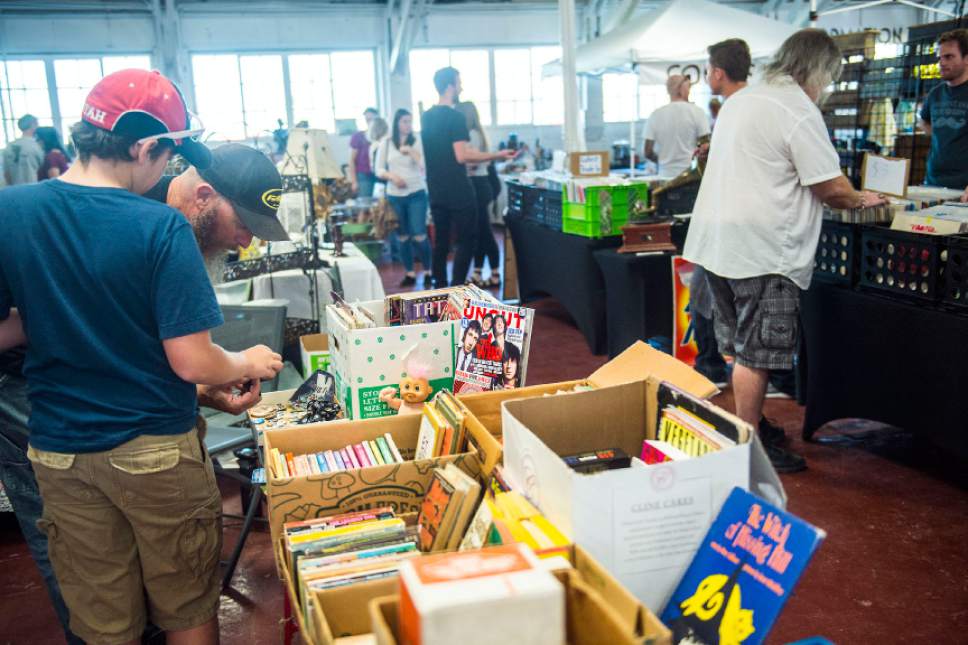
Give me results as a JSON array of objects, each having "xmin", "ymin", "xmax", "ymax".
[{"xmin": 0, "ymin": 69, "xmax": 283, "ymax": 645}]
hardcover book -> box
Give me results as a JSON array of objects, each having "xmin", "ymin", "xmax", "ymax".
[{"xmin": 661, "ymin": 487, "xmax": 825, "ymax": 645}]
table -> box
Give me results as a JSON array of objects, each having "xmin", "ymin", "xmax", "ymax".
[
  {"xmin": 593, "ymin": 249, "xmax": 675, "ymax": 359},
  {"xmin": 506, "ymin": 217, "xmax": 620, "ymax": 355},
  {"xmin": 800, "ymin": 281, "xmax": 968, "ymax": 458},
  {"xmin": 239, "ymin": 243, "xmax": 384, "ymax": 323}
]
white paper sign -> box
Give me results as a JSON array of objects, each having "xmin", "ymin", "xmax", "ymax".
[
  {"xmin": 862, "ymin": 153, "xmax": 908, "ymax": 197},
  {"xmin": 578, "ymin": 154, "xmax": 603, "ymax": 175},
  {"xmin": 612, "ymin": 473, "xmax": 712, "ymax": 610}
]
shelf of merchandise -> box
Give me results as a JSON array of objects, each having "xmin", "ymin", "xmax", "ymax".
[
  {"xmin": 891, "ymin": 18, "xmax": 965, "ymax": 185},
  {"xmin": 823, "ymin": 31, "xmax": 879, "ymax": 188}
]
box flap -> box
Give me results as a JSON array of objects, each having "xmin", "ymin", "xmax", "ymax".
[
  {"xmin": 588, "ymin": 341, "xmax": 718, "ymax": 399},
  {"xmin": 749, "ymin": 433, "xmax": 788, "ymax": 509}
]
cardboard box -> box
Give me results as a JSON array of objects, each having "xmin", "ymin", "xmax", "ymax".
[
  {"xmin": 264, "ymin": 412, "xmax": 501, "ymax": 555},
  {"xmin": 458, "ymin": 341, "xmax": 719, "ymax": 440},
  {"xmin": 567, "ymin": 151, "xmax": 610, "ymax": 178},
  {"xmin": 370, "ymin": 565, "xmax": 661, "ymax": 645},
  {"xmin": 501, "ymin": 378, "xmax": 785, "ymax": 613},
  {"xmin": 302, "ymin": 333, "xmax": 333, "ymax": 378},
  {"xmin": 327, "ymin": 302, "xmax": 456, "ymax": 420}
]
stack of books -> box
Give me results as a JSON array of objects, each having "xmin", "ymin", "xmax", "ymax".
[
  {"xmin": 459, "ymin": 490, "xmax": 570, "ymax": 560},
  {"xmin": 643, "ymin": 404, "xmax": 750, "ymax": 463},
  {"xmin": 415, "ymin": 390, "xmax": 467, "ymax": 460},
  {"xmin": 268, "ymin": 432, "xmax": 404, "ymax": 479},
  {"xmin": 399, "ymin": 544, "xmax": 565, "ymax": 645},
  {"xmin": 417, "ymin": 464, "xmax": 482, "ymax": 552},
  {"xmin": 284, "ymin": 507, "xmax": 419, "ymax": 620}
]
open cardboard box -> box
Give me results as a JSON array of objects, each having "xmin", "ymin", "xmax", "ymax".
[
  {"xmin": 369, "ymin": 553, "xmax": 670, "ymax": 645},
  {"xmin": 501, "ymin": 378, "xmax": 786, "ymax": 613},
  {"xmin": 458, "ymin": 341, "xmax": 719, "ymax": 440},
  {"xmin": 327, "ymin": 302, "xmax": 457, "ymax": 420},
  {"xmin": 264, "ymin": 412, "xmax": 500, "ymax": 564},
  {"xmin": 301, "ymin": 333, "xmax": 333, "ymax": 378},
  {"xmin": 276, "ymin": 518, "xmax": 408, "ymax": 645}
]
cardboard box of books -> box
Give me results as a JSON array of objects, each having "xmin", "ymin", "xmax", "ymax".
[
  {"xmin": 500, "ymin": 378, "xmax": 785, "ymax": 613},
  {"xmin": 301, "ymin": 333, "xmax": 332, "ymax": 378},
  {"xmin": 458, "ymin": 340, "xmax": 718, "ymax": 440},
  {"xmin": 369, "ymin": 553, "xmax": 664, "ymax": 645},
  {"xmin": 263, "ymin": 410, "xmax": 500, "ymax": 554},
  {"xmin": 326, "ymin": 301, "xmax": 456, "ymax": 420}
]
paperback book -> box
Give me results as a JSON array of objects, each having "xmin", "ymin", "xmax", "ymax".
[{"xmin": 661, "ymin": 487, "xmax": 826, "ymax": 645}]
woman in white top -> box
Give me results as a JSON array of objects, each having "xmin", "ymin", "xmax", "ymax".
[
  {"xmin": 455, "ymin": 101, "xmax": 501, "ymax": 289},
  {"xmin": 375, "ymin": 109, "xmax": 430, "ymax": 287}
]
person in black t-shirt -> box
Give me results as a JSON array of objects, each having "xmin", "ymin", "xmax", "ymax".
[{"xmin": 421, "ymin": 67, "xmax": 514, "ymax": 287}]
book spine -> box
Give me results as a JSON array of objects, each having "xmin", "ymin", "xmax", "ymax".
[
  {"xmin": 384, "ymin": 433, "xmax": 404, "ymax": 463},
  {"xmin": 362, "ymin": 440, "xmax": 380, "ymax": 466},
  {"xmin": 294, "ymin": 455, "xmax": 310, "ymax": 477},
  {"xmin": 285, "ymin": 452, "xmax": 296, "ymax": 477},
  {"xmin": 307, "ymin": 455, "xmax": 321, "ymax": 475},
  {"xmin": 341, "ymin": 447, "xmax": 358, "ymax": 470},
  {"xmin": 375, "ymin": 436, "xmax": 394, "ymax": 464},
  {"xmin": 415, "ymin": 414, "xmax": 437, "ymax": 461},
  {"xmin": 333, "ymin": 450, "xmax": 346, "ymax": 471},
  {"xmin": 353, "ymin": 443, "xmax": 372, "ymax": 468},
  {"xmin": 368, "ymin": 440, "xmax": 386, "ymax": 465},
  {"xmin": 321, "ymin": 450, "xmax": 337, "ymax": 472},
  {"xmin": 315, "ymin": 453, "xmax": 329, "ymax": 473}
]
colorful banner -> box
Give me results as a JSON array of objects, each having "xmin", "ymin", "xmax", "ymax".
[{"xmin": 671, "ymin": 256, "xmax": 698, "ymax": 366}]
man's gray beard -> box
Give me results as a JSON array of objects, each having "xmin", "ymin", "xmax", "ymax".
[{"xmin": 192, "ymin": 208, "xmax": 228, "ymax": 284}]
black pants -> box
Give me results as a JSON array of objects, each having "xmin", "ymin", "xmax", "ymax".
[
  {"xmin": 431, "ymin": 200, "xmax": 478, "ymax": 287},
  {"xmin": 470, "ymin": 176, "xmax": 499, "ymax": 271}
]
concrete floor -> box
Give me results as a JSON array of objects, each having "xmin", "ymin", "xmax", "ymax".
[{"xmin": 1, "ymin": 248, "xmax": 966, "ymax": 644}]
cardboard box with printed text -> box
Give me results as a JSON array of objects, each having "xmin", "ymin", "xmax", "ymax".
[
  {"xmin": 301, "ymin": 333, "xmax": 333, "ymax": 378},
  {"xmin": 501, "ymin": 378, "xmax": 785, "ymax": 612},
  {"xmin": 327, "ymin": 302, "xmax": 456, "ymax": 420}
]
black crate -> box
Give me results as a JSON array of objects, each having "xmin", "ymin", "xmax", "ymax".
[
  {"xmin": 941, "ymin": 236, "xmax": 968, "ymax": 310},
  {"xmin": 813, "ymin": 221, "xmax": 858, "ymax": 286},
  {"xmin": 858, "ymin": 227, "xmax": 946, "ymax": 301},
  {"xmin": 537, "ymin": 188, "xmax": 563, "ymax": 231},
  {"xmin": 506, "ymin": 181, "xmax": 527, "ymax": 218}
]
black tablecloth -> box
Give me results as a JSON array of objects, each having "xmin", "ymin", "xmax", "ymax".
[
  {"xmin": 593, "ymin": 249, "xmax": 675, "ymax": 359},
  {"xmin": 506, "ymin": 217, "xmax": 620, "ymax": 355},
  {"xmin": 800, "ymin": 282, "xmax": 968, "ymax": 458}
]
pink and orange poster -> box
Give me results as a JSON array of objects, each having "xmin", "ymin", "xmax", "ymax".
[{"xmin": 671, "ymin": 256, "xmax": 698, "ymax": 366}]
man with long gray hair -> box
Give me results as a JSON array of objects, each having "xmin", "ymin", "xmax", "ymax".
[{"xmin": 682, "ymin": 29, "xmax": 887, "ymax": 471}]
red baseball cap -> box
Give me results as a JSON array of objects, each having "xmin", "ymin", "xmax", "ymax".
[{"xmin": 82, "ymin": 68, "xmax": 211, "ymax": 168}]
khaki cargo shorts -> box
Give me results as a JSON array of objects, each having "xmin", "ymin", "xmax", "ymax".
[{"xmin": 28, "ymin": 427, "xmax": 222, "ymax": 645}]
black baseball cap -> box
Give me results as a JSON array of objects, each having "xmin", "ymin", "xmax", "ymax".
[{"xmin": 198, "ymin": 143, "xmax": 288, "ymax": 241}]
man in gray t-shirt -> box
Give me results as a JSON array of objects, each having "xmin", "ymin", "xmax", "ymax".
[{"xmin": 3, "ymin": 114, "xmax": 44, "ymax": 186}]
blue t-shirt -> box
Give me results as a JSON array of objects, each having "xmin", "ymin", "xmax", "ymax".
[
  {"xmin": 921, "ymin": 80, "xmax": 968, "ymax": 189},
  {"xmin": 0, "ymin": 180, "xmax": 224, "ymax": 453}
]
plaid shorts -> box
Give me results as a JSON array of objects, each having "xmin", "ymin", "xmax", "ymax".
[{"xmin": 704, "ymin": 271, "xmax": 801, "ymax": 371}]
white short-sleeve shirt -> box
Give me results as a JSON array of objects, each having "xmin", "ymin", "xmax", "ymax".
[
  {"xmin": 373, "ymin": 136, "xmax": 427, "ymax": 198},
  {"xmin": 682, "ymin": 78, "xmax": 843, "ymax": 290},
  {"xmin": 643, "ymin": 101, "xmax": 711, "ymax": 176}
]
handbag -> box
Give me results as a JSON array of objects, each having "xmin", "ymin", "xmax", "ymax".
[{"xmin": 487, "ymin": 161, "xmax": 502, "ymax": 199}]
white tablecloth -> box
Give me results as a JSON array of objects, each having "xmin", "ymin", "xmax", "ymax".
[{"xmin": 242, "ymin": 242, "xmax": 384, "ymax": 324}]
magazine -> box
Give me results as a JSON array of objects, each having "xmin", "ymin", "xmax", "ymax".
[{"xmin": 453, "ymin": 298, "xmax": 533, "ymax": 394}]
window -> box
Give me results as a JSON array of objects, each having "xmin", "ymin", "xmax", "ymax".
[
  {"xmin": 602, "ymin": 73, "xmax": 639, "ymax": 123},
  {"xmin": 531, "ymin": 47, "xmax": 563, "ymax": 126},
  {"xmin": 409, "ymin": 48, "xmax": 491, "ymax": 126},
  {"xmin": 192, "ymin": 51, "xmax": 377, "ymax": 142},
  {"xmin": 0, "ymin": 60, "xmax": 52, "ymax": 147},
  {"xmin": 638, "ymin": 84, "xmax": 667, "ymax": 119},
  {"xmin": 54, "ymin": 56, "xmax": 152, "ymax": 135}
]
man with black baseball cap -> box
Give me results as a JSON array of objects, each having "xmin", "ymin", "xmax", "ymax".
[
  {"xmin": 0, "ymin": 68, "xmax": 283, "ymax": 645},
  {"xmin": 146, "ymin": 142, "xmax": 290, "ymax": 256}
]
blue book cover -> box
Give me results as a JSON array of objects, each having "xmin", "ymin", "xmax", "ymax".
[{"xmin": 661, "ymin": 487, "xmax": 826, "ymax": 645}]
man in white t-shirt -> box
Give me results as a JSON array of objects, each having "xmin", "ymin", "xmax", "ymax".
[
  {"xmin": 643, "ymin": 76, "xmax": 710, "ymax": 177},
  {"xmin": 683, "ymin": 29, "xmax": 887, "ymax": 470}
]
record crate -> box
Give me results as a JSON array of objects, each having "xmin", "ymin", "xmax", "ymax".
[
  {"xmin": 505, "ymin": 180, "xmax": 531, "ymax": 219},
  {"xmin": 940, "ymin": 236, "xmax": 968, "ymax": 311},
  {"xmin": 561, "ymin": 183, "xmax": 648, "ymax": 238},
  {"xmin": 858, "ymin": 226, "xmax": 948, "ymax": 302},
  {"xmin": 813, "ymin": 220, "xmax": 858, "ymax": 287},
  {"xmin": 536, "ymin": 187, "xmax": 563, "ymax": 231}
]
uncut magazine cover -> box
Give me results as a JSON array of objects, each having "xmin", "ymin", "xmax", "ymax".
[{"xmin": 453, "ymin": 298, "xmax": 533, "ymax": 394}]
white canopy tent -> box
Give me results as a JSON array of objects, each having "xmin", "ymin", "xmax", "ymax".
[{"xmin": 544, "ymin": 0, "xmax": 798, "ymax": 83}]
